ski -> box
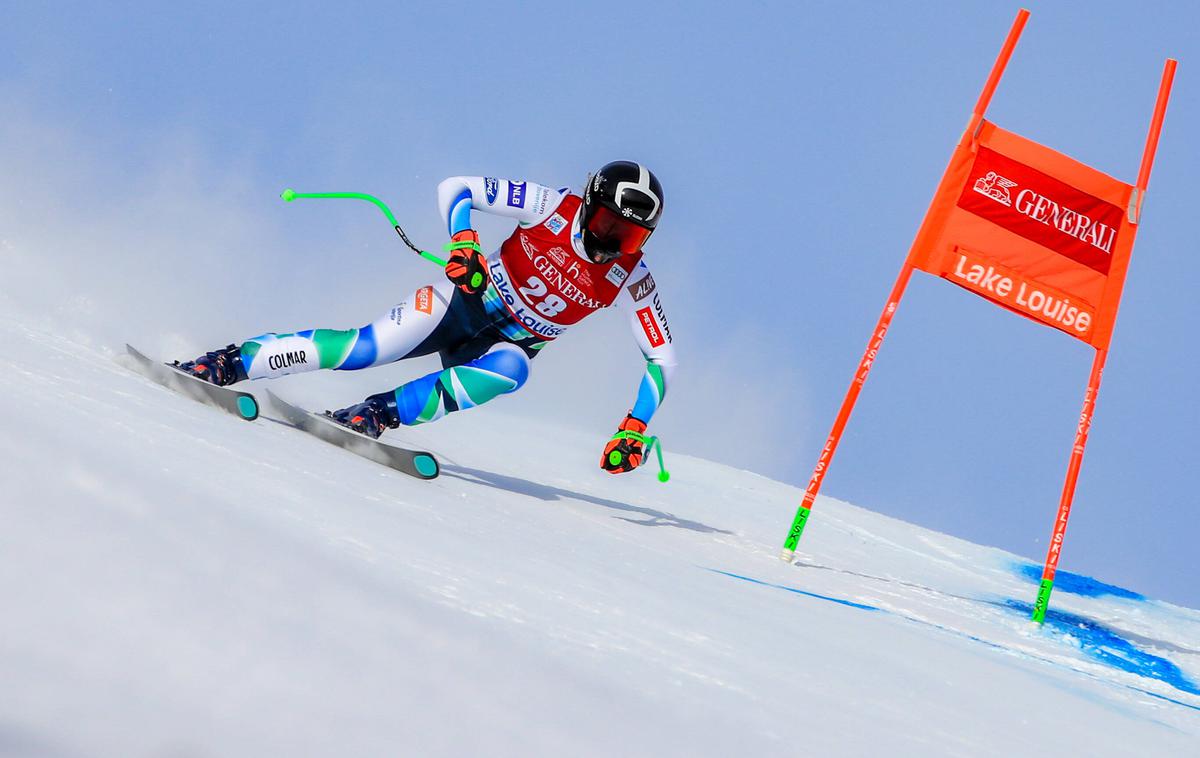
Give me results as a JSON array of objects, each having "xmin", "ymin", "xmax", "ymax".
[
  {"xmin": 125, "ymin": 344, "xmax": 259, "ymax": 421},
  {"xmin": 264, "ymin": 390, "xmax": 440, "ymax": 480}
]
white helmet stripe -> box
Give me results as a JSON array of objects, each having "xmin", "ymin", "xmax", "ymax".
[{"xmin": 614, "ymin": 163, "xmax": 661, "ymax": 221}]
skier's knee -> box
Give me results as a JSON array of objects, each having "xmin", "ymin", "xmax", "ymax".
[{"xmin": 476, "ymin": 344, "xmax": 530, "ymax": 392}]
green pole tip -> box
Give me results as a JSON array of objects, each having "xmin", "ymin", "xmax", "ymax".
[
  {"xmin": 658, "ymin": 471, "xmax": 671, "ymax": 483},
  {"xmin": 280, "ymin": 188, "xmax": 296, "ymax": 202}
]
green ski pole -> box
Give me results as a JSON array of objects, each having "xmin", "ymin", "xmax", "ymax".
[
  {"xmin": 280, "ymin": 188, "xmax": 447, "ymax": 267},
  {"xmin": 644, "ymin": 436, "xmax": 671, "ymax": 483}
]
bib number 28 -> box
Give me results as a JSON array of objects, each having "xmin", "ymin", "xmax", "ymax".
[{"xmin": 517, "ymin": 276, "xmax": 568, "ymax": 317}]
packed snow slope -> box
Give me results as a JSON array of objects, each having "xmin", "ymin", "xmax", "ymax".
[{"xmin": 2, "ymin": 310, "xmax": 1199, "ymax": 758}]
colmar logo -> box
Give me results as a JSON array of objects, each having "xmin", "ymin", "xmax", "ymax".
[
  {"xmin": 267, "ymin": 350, "xmax": 307, "ymax": 371},
  {"xmin": 637, "ymin": 307, "xmax": 664, "ymax": 348},
  {"xmin": 415, "ymin": 286, "xmax": 433, "ymax": 315},
  {"xmin": 958, "ymin": 147, "xmax": 1122, "ymax": 274}
]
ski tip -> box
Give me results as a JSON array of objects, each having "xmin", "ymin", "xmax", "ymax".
[
  {"xmin": 236, "ymin": 395, "xmax": 259, "ymax": 421},
  {"xmin": 413, "ymin": 454, "xmax": 439, "ymax": 479}
]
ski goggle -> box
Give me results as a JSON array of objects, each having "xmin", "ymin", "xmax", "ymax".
[{"xmin": 583, "ymin": 205, "xmax": 653, "ymax": 260}]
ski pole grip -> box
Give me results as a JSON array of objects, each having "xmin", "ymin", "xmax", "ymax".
[{"xmin": 415, "ymin": 244, "xmax": 448, "ymax": 268}]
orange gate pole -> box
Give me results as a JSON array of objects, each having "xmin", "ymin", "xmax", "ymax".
[
  {"xmin": 1031, "ymin": 348, "xmax": 1107, "ymax": 623},
  {"xmin": 779, "ymin": 265, "xmax": 913, "ymax": 561},
  {"xmin": 781, "ymin": 9, "xmax": 1031, "ymax": 561},
  {"xmin": 1031, "ymin": 58, "xmax": 1176, "ymax": 622}
]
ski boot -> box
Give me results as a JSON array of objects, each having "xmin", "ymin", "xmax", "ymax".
[
  {"xmin": 177, "ymin": 344, "xmax": 248, "ymax": 387},
  {"xmin": 328, "ymin": 392, "xmax": 401, "ymax": 439}
]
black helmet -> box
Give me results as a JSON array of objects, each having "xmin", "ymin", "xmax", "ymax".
[{"xmin": 579, "ymin": 161, "xmax": 663, "ymax": 263}]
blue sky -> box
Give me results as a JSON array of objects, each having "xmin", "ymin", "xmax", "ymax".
[{"xmin": 2, "ymin": 1, "xmax": 1196, "ymax": 606}]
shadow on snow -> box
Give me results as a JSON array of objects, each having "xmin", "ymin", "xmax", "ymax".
[{"xmin": 440, "ymin": 464, "xmax": 735, "ymax": 535}]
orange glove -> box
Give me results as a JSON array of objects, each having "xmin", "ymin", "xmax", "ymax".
[
  {"xmin": 601, "ymin": 414, "xmax": 648, "ymax": 474},
  {"xmin": 444, "ymin": 229, "xmax": 488, "ymax": 294}
]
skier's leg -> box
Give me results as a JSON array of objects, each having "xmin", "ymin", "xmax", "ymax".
[
  {"xmin": 241, "ymin": 282, "xmax": 456, "ymax": 380},
  {"xmin": 184, "ymin": 282, "xmax": 462, "ymax": 385},
  {"xmin": 330, "ymin": 342, "xmax": 531, "ymax": 437},
  {"xmin": 395, "ymin": 342, "xmax": 531, "ymax": 425}
]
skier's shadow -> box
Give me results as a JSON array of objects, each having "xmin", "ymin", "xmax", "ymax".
[{"xmin": 440, "ymin": 464, "xmax": 733, "ymax": 535}]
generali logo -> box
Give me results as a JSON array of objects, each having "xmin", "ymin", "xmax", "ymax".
[
  {"xmin": 958, "ymin": 147, "xmax": 1122, "ymax": 275},
  {"xmin": 972, "ymin": 171, "xmax": 1017, "ymax": 206},
  {"xmin": 972, "ymin": 170, "xmax": 1115, "ymax": 255}
]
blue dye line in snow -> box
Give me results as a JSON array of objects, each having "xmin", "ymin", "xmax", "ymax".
[
  {"xmin": 1014, "ymin": 562, "xmax": 1146, "ymax": 601},
  {"xmin": 711, "ymin": 568, "xmax": 1200, "ymax": 708},
  {"xmin": 706, "ymin": 570, "xmax": 880, "ymax": 611},
  {"xmin": 999, "ymin": 599, "xmax": 1200, "ymax": 697}
]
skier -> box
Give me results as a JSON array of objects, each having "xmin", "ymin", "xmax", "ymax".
[{"xmin": 179, "ymin": 161, "xmax": 676, "ymax": 474}]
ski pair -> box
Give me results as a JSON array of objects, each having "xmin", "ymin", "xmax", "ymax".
[{"xmin": 124, "ymin": 345, "xmax": 439, "ymax": 479}]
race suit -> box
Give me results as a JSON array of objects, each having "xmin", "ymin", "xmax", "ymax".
[{"xmin": 234, "ymin": 176, "xmax": 677, "ymax": 427}]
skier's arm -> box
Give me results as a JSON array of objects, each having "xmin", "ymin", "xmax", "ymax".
[
  {"xmin": 436, "ymin": 176, "xmax": 565, "ymax": 235},
  {"xmin": 600, "ymin": 262, "xmax": 676, "ymax": 474},
  {"xmin": 616, "ymin": 261, "xmax": 677, "ymax": 425},
  {"xmin": 437, "ymin": 176, "xmax": 562, "ymax": 296}
]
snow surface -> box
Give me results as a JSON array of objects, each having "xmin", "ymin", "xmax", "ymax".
[{"xmin": 2, "ymin": 310, "xmax": 1199, "ymax": 758}]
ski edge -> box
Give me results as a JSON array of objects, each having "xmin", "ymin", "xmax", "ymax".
[
  {"xmin": 125, "ymin": 344, "xmax": 259, "ymax": 421},
  {"xmin": 262, "ymin": 389, "xmax": 439, "ymax": 480}
]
